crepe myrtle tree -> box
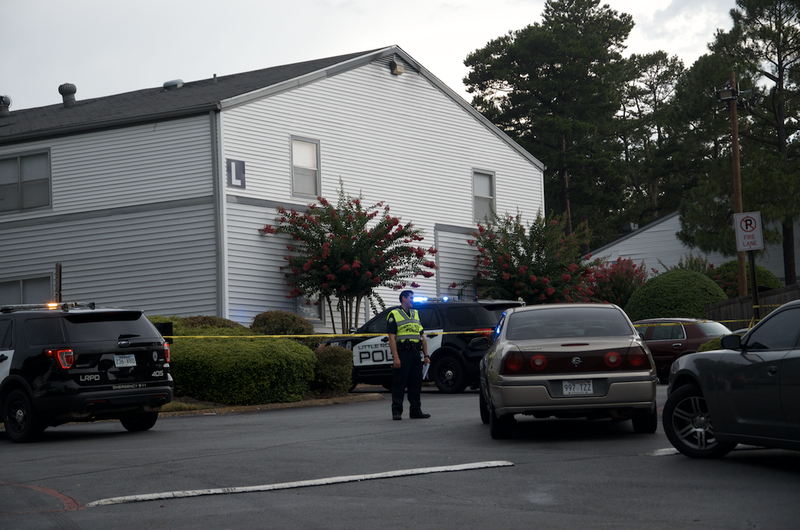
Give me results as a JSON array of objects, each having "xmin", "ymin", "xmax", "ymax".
[
  {"xmin": 460, "ymin": 211, "xmax": 600, "ymax": 305},
  {"xmin": 260, "ymin": 185, "xmax": 437, "ymax": 333}
]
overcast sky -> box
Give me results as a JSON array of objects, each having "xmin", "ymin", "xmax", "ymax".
[{"xmin": 3, "ymin": 0, "xmax": 737, "ymax": 111}]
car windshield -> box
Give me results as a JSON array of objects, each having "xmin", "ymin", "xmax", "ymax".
[
  {"xmin": 505, "ymin": 307, "xmax": 633, "ymax": 340},
  {"xmin": 696, "ymin": 321, "xmax": 731, "ymax": 337}
]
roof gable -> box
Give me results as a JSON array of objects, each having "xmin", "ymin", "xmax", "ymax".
[{"xmin": 0, "ymin": 46, "xmax": 544, "ymax": 170}]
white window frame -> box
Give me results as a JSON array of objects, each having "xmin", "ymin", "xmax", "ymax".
[
  {"xmin": 0, "ymin": 150, "xmax": 52, "ymax": 215},
  {"xmin": 291, "ymin": 137, "xmax": 321, "ymax": 198},
  {"xmin": 473, "ymin": 169, "xmax": 495, "ymax": 222}
]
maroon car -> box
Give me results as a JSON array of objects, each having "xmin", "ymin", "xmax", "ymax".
[{"xmin": 633, "ymin": 318, "xmax": 731, "ymax": 380}]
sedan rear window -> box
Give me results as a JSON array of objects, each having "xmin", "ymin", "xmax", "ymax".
[
  {"xmin": 695, "ymin": 321, "xmax": 731, "ymax": 337},
  {"xmin": 506, "ymin": 307, "xmax": 633, "ymax": 340},
  {"xmin": 63, "ymin": 312, "xmax": 157, "ymax": 342}
]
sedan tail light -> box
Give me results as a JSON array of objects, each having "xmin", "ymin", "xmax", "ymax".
[
  {"xmin": 499, "ymin": 345, "xmax": 652, "ymax": 375},
  {"xmin": 45, "ymin": 348, "xmax": 74, "ymax": 369},
  {"xmin": 164, "ymin": 342, "xmax": 171, "ymax": 362},
  {"xmin": 503, "ymin": 351, "xmax": 528, "ymax": 373}
]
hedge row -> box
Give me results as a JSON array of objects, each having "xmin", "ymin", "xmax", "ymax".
[{"xmin": 170, "ymin": 337, "xmax": 316, "ymax": 405}]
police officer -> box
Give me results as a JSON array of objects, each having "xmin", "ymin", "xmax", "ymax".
[{"xmin": 388, "ymin": 290, "xmax": 431, "ymax": 420}]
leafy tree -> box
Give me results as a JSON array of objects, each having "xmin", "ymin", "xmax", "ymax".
[
  {"xmin": 589, "ymin": 257, "xmax": 648, "ymax": 308},
  {"xmin": 464, "ymin": 212, "xmax": 598, "ymax": 304},
  {"xmin": 618, "ymin": 52, "xmax": 687, "ymax": 226},
  {"xmin": 709, "ymin": 0, "xmax": 800, "ymax": 284},
  {"xmin": 260, "ymin": 184, "xmax": 437, "ymax": 333},
  {"xmin": 463, "ymin": 0, "xmax": 633, "ymax": 245}
]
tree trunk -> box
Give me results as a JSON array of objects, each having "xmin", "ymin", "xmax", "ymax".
[{"xmin": 783, "ymin": 221, "xmax": 797, "ymax": 285}]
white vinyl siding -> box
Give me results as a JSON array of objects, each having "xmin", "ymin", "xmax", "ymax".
[
  {"xmin": 0, "ymin": 202, "xmax": 218, "ymax": 316},
  {"xmin": 220, "ymin": 60, "xmax": 543, "ymax": 230},
  {"xmin": 220, "ymin": 59, "xmax": 543, "ymax": 318},
  {"xmin": 0, "ymin": 116, "xmax": 213, "ymax": 221},
  {"xmin": 435, "ymin": 226, "xmax": 479, "ymax": 299}
]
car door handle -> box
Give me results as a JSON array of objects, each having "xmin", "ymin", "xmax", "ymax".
[
  {"xmin": 381, "ymin": 337, "xmax": 389, "ymax": 343},
  {"xmin": 672, "ymin": 343, "xmax": 682, "ymax": 348},
  {"xmin": 0, "ymin": 354, "xmax": 7, "ymax": 362},
  {"xmin": 427, "ymin": 333, "xmax": 438, "ymax": 338},
  {"xmin": 768, "ymin": 365, "xmax": 778, "ymax": 375}
]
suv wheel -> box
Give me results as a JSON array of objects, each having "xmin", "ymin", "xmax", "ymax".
[
  {"xmin": 120, "ymin": 411, "xmax": 159, "ymax": 432},
  {"xmin": 3, "ymin": 389, "xmax": 44, "ymax": 443},
  {"xmin": 663, "ymin": 384, "xmax": 736, "ymax": 458},
  {"xmin": 432, "ymin": 355, "xmax": 468, "ymax": 394}
]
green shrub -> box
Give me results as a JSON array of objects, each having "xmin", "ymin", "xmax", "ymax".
[
  {"xmin": 311, "ymin": 345, "xmax": 354, "ymax": 396},
  {"xmin": 148, "ymin": 315, "xmax": 255, "ymax": 336},
  {"xmin": 624, "ymin": 269, "xmax": 727, "ymax": 321},
  {"xmin": 170, "ymin": 337, "xmax": 315, "ymax": 405},
  {"xmin": 251, "ymin": 310, "xmax": 315, "ymax": 336},
  {"xmin": 707, "ymin": 260, "xmax": 783, "ymax": 298}
]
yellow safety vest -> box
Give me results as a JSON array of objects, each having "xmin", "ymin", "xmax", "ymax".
[{"xmin": 389, "ymin": 308, "xmax": 423, "ymax": 344}]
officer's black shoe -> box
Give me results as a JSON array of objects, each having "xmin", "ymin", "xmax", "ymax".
[
  {"xmin": 410, "ymin": 413, "xmax": 431, "ymax": 419},
  {"xmin": 392, "ymin": 414, "xmax": 402, "ymax": 420}
]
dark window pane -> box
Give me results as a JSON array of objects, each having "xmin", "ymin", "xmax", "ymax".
[
  {"xmin": 0, "ymin": 320, "xmax": 12, "ymax": 349},
  {"xmin": 745, "ymin": 308, "xmax": 800, "ymax": 350},
  {"xmin": 0, "ymin": 183, "xmax": 20, "ymax": 212},
  {"xmin": 63, "ymin": 312, "xmax": 158, "ymax": 342},
  {"xmin": 21, "ymin": 180, "xmax": 50, "ymax": 209},
  {"xmin": 25, "ymin": 318, "xmax": 66, "ymax": 345}
]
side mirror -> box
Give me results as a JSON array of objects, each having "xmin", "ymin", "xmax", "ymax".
[
  {"xmin": 720, "ymin": 334, "xmax": 742, "ymax": 350},
  {"xmin": 348, "ymin": 327, "xmax": 357, "ymax": 334},
  {"xmin": 468, "ymin": 337, "xmax": 490, "ymax": 351}
]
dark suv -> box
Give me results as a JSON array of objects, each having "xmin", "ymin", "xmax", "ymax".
[
  {"xmin": 0, "ymin": 302, "xmax": 173, "ymax": 442},
  {"xmin": 324, "ymin": 299, "xmax": 521, "ymax": 393}
]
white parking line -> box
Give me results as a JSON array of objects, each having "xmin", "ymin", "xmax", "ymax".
[
  {"xmin": 648, "ymin": 448, "xmax": 680, "ymax": 456},
  {"xmin": 86, "ymin": 461, "xmax": 515, "ymax": 507}
]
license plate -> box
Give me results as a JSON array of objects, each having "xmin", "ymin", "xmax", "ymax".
[
  {"xmin": 563, "ymin": 379, "xmax": 593, "ymax": 395},
  {"xmin": 114, "ymin": 354, "xmax": 137, "ymax": 368}
]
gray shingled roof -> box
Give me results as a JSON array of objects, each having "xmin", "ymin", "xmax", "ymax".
[
  {"xmin": 0, "ymin": 46, "xmax": 545, "ymax": 170},
  {"xmin": 0, "ymin": 49, "xmax": 382, "ymax": 145}
]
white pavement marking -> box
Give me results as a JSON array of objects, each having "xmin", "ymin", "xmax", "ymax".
[
  {"xmin": 86, "ymin": 460, "xmax": 515, "ymax": 507},
  {"xmin": 648, "ymin": 448, "xmax": 680, "ymax": 456}
]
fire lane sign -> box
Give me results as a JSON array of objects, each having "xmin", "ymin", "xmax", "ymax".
[{"xmin": 734, "ymin": 212, "xmax": 764, "ymax": 251}]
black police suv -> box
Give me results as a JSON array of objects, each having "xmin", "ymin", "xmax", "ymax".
[
  {"xmin": 324, "ymin": 299, "xmax": 521, "ymax": 393},
  {"xmin": 0, "ymin": 302, "xmax": 173, "ymax": 442}
]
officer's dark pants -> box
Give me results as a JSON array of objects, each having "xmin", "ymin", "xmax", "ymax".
[{"xmin": 391, "ymin": 349, "xmax": 423, "ymax": 416}]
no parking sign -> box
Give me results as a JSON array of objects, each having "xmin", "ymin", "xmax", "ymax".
[{"xmin": 734, "ymin": 212, "xmax": 764, "ymax": 251}]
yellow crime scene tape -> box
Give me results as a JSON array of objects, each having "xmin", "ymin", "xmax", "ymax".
[{"xmin": 164, "ymin": 330, "xmax": 495, "ymax": 340}]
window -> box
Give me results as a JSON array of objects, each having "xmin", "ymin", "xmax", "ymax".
[
  {"xmin": 0, "ymin": 152, "xmax": 51, "ymax": 213},
  {"xmin": 650, "ymin": 324, "xmax": 686, "ymax": 341},
  {"xmin": 0, "ymin": 277, "xmax": 51, "ymax": 305},
  {"xmin": 295, "ymin": 295, "xmax": 323, "ymax": 322},
  {"xmin": 291, "ymin": 138, "xmax": 320, "ymax": 197},
  {"xmin": 744, "ymin": 307, "xmax": 800, "ymax": 350},
  {"xmin": 473, "ymin": 170, "xmax": 494, "ymax": 221}
]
